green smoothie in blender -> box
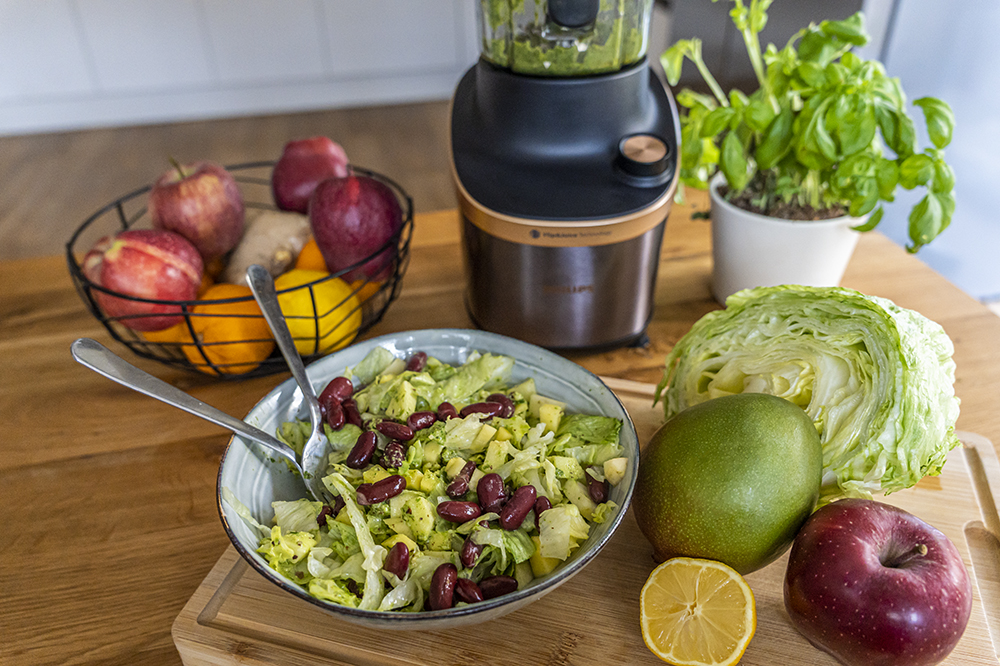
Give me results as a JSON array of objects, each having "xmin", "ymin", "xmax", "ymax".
[{"xmin": 479, "ymin": 0, "xmax": 652, "ymax": 76}]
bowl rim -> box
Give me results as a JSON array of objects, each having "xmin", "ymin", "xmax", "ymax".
[{"xmin": 215, "ymin": 327, "xmax": 639, "ymax": 625}]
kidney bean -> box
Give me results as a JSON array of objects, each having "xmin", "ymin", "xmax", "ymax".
[
  {"xmin": 406, "ymin": 410, "xmax": 437, "ymax": 431},
  {"xmin": 459, "ymin": 402, "xmax": 506, "ymax": 420},
  {"xmin": 587, "ymin": 471, "xmax": 610, "ymax": 504},
  {"xmin": 477, "ymin": 473, "xmax": 506, "ymax": 514},
  {"xmin": 455, "ymin": 577, "xmax": 484, "ymax": 604},
  {"xmin": 429, "ymin": 563, "xmax": 457, "ymax": 610},
  {"xmin": 486, "ymin": 393, "xmax": 515, "ymax": 418},
  {"xmin": 322, "ymin": 399, "xmax": 345, "ymax": 430},
  {"xmin": 345, "ymin": 431, "xmax": 378, "ymax": 469},
  {"xmin": 437, "ymin": 501, "xmax": 482, "ymax": 523},
  {"xmin": 460, "ymin": 538, "xmax": 483, "ymax": 569},
  {"xmin": 356, "ymin": 474, "xmax": 406, "ymax": 505},
  {"xmin": 383, "ymin": 542, "xmax": 410, "ymax": 578},
  {"xmin": 533, "ymin": 495, "xmax": 552, "ymax": 530},
  {"xmin": 375, "ymin": 420, "xmax": 414, "ymax": 442},
  {"xmin": 342, "ymin": 398, "xmax": 363, "ymax": 428},
  {"xmin": 437, "ymin": 402, "xmax": 458, "ymax": 421},
  {"xmin": 405, "ymin": 351, "xmax": 428, "ymax": 372},
  {"xmin": 447, "ymin": 460, "xmax": 477, "ymax": 497},
  {"xmin": 320, "ymin": 376, "xmax": 354, "ymax": 403},
  {"xmin": 380, "ymin": 441, "xmax": 406, "ymax": 469},
  {"xmin": 500, "ymin": 485, "xmax": 536, "ymax": 530},
  {"xmin": 479, "ymin": 575, "xmax": 518, "ymax": 600}
]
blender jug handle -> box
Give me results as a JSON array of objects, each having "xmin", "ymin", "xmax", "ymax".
[{"xmin": 548, "ymin": 0, "xmax": 600, "ymax": 28}]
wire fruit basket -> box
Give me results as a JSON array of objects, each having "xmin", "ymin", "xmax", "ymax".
[{"xmin": 66, "ymin": 162, "xmax": 413, "ymax": 379}]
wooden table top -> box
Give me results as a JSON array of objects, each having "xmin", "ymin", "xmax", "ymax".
[{"xmin": 3, "ymin": 190, "xmax": 999, "ymax": 665}]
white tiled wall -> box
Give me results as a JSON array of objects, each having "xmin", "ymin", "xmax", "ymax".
[{"xmin": 0, "ymin": 0, "xmax": 480, "ymax": 136}]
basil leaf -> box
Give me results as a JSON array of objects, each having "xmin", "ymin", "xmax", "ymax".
[
  {"xmin": 899, "ymin": 154, "xmax": 934, "ymax": 189},
  {"xmin": 931, "ymin": 160, "xmax": 956, "ymax": 194},
  {"xmin": 875, "ymin": 158, "xmax": 900, "ymax": 201},
  {"xmin": 849, "ymin": 178, "xmax": 879, "ymax": 217},
  {"xmin": 852, "ymin": 205, "xmax": 884, "ymax": 232},
  {"xmin": 907, "ymin": 193, "xmax": 945, "ymax": 252},
  {"xmin": 756, "ymin": 107, "xmax": 794, "ymax": 170},
  {"xmin": 796, "ymin": 62, "xmax": 826, "ymax": 88},
  {"xmin": 745, "ymin": 95, "xmax": 777, "ymax": 133},
  {"xmin": 914, "ymin": 97, "xmax": 955, "ymax": 149},
  {"xmin": 661, "ymin": 42, "xmax": 690, "ymax": 86},
  {"xmin": 720, "ymin": 130, "xmax": 750, "ymax": 191},
  {"xmin": 701, "ymin": 106, "xmax": 738, "ymax": 139},
  {"xmin": 820, "ymin": 13, "xmax": 869, "ymax": 46}
]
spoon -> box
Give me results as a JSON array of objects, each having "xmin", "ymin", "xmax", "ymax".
[
  {"xmin": 68, "ymin": 337, "xmax": 328, "ymax": 500},
  {"xmin": 245, "ymin": 264, "xmax": 332, "ymax": 505}
]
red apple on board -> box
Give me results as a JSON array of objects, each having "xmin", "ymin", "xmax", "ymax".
[
  {"xmin": 309, "ymin": 174, "xmax": 403, "ymax": 282},
  {"xmin": 784, "ymin": 498, "xmax": 972, "ymax": 666},
  {"xmin": 84, "ymin": 229, "xmax": 204, "ymax": 331},
  {"xmin": 149, "ymin": 160, "xmax": 245, "ymax": 260},
  {"xmin": 271, "ymin": 136, "xmax": 350, "ymax": 213}
]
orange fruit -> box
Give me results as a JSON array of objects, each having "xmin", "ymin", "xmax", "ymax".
[
  {"xmin": 350, "ymin": 278, "xmax": 383, "ymax": 304},
  {"xmin": 181, "ymin": 283, "xmax": 275, "ymax": 375},
  {"xmin": 273, "ymin": 269, "xmax": 362, "ymax": 356},
  {"xmin": 294, "ymin": 238, "xmax": 328, "ymax": 272},
  {"xmin": 142, "ymin": 322, "xmax": 189, "ymax": 344},
  {"xmin": 639, "ymin": 557, "xmax": 756, "ymax": 666}
]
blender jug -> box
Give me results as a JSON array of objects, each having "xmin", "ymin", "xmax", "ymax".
[
  {"xmin": 452, "ymin": 0, "xmax": 679, "ymax": 350},
  {"xmin": 479, "ymin": 0, "xmax": 654, "ymax": 76}
]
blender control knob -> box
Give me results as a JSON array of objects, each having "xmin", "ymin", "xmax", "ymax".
[{"xmin": 616, "ymin": 134, "xmax": 670, "ymax": 178}]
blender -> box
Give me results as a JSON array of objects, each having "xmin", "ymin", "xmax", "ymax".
[{"xmin": 451, "ymin": 0, "xmax": 680, "ymax": 349}]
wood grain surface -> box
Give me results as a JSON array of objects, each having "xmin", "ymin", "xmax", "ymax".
[{"xmin": 3, "ymin": 193, "xmax": 1000, "ymax": 665}]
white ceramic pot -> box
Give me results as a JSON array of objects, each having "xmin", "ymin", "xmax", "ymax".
[{"xmin": 709, "ymin": 173, "xmax": 866, "ymax": 304}]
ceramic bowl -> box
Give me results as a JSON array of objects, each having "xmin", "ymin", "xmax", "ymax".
[{"xmin": 217, "ymin": 328, "xmax": 639, "ymax": 629}]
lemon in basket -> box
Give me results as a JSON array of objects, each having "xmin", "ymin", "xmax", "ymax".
[
  {"xmin": 639, "ymin": 557, "xmax": 756, "ymax": 666},
  {"xmin": 274, "ymin": 269, "xmax": 361, "ymax": 356}
]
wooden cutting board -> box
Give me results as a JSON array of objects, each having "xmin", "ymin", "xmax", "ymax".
[{"xmin": 172, "ymin": 380, "xmax": 1000, "ymax": 665}]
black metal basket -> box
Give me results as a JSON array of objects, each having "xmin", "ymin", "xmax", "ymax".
[{"xmin": 66, "ymin": 161, "xmax": 413, "ymax": 379}]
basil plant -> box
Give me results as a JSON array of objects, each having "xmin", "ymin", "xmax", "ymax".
[{"xmin": 662, "ymin": 0, "xmax": 956, "ymax": 252}]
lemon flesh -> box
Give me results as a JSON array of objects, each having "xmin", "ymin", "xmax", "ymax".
[{"xmin": 640, "ymin": 557, "xmax": 756, "ymax": 666}]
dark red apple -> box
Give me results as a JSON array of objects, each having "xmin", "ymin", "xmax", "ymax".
[
  {"xmin": 149, "ymin": 160, "xmax": 245, "ymax": 260},
  {"xmin": 271, "ymin": 136, "xmax": 349, "ymax": 213},
  {"xmin": 84, "ymin": 229, "xmax": 204, "ymax": 331},
  {"xmin": 309, "ymin": 174, "xmax": 403, "ymax": 282},
  {"xmin": 784, "ymin": 498, "xmax": 972, "ymax": 666}
]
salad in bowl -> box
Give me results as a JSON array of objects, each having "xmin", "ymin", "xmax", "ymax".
[{"xmin": 219, "ymin": 329, "xmax": 638, "ymax": 629}]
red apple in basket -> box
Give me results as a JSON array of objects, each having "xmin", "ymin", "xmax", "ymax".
[
  {"xmin": 83, "ymin": 229, "xmax": 203, "ymax": 331},
  {"xmin": 784, "ymin": 498, "xmax": 972, "ymax": 666},
  {"xmin": 309, "ymin": 174, "xmax": 403, "ymax": 282},
  {"xmin": 271, "ymin": 136, "xmax": 350, "ymax": 213},
  {"xmin": 149, "ymin": 160, "xmax": 245, "ymax": 260}
]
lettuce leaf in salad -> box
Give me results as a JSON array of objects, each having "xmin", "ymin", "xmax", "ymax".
[
  {"xmin": 257, "ymin": 526, "xmax": 316, "ymax": 583},
  {"xmin": 272, "ymin": 499, "xmax": 323, "ymax": 533},
  {"xmin": 538, "ymin": 504, "xmax": 590, "ymax": 560},
  {"xmin": 309, "ymin": 577, "xmax": 361, "ymax": 607},
  {"xmin": 350, "ymin": 346, "xmax": 396, "ymax": 386},
  {"xmin": 555, "ymin": 414, "xmax": 622, "ymax": 448},
  {"xmin": 324, "ymin": 472, "xmax": 387, "ymax": 610},
  {"xmin": 429, "ymin": 353, "xmax": 515, "ymax": 408},
  {"xmin": 656, "ymin": 285, "xmax": 961, "ymax": 502},
  {"xmin": 221, "ymin": 487, "xmax": 268, "ymax": 539}
]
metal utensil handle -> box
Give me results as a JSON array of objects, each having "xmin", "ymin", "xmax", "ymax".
[
  {"xmin": 70, "ymin": 338, "xmax": 299, "ymax": 466},
  {"xmin": 245, "ymin": 265, "xmax": 324, "ymax": 426}
]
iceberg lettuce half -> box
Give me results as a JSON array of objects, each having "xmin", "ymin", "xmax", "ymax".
[{"xmin": 655, "ymin": 285, "xmax": 960, "ymax": 501}]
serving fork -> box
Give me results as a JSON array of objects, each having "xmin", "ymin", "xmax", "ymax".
[{"xmin": 245, "ymin": 264, "xmax": 335, "ymax": 506}]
